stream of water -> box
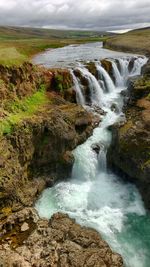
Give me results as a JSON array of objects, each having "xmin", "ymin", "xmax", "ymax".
[{"xmin": 34, "ymin": 43, "xmax": 150, "ymax": 267}]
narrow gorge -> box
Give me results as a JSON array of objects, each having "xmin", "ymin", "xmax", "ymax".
[{"xmin": 1, "ymin": 42, "xmax": 150, "ymax": 267}]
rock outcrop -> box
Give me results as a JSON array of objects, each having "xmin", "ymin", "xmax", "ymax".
[
  {"xmin": 0, "ymin": 63, "xmax": 100, "ymax": 216},
  {"xmin": 0, "ymin": 63, "xmax": 75, "ymax": 108},
  {"xmin": 107, "ymin": 59, "xmax": 150, "ymax": 209},
  {"xmin": 0, "ymin": 208, "xmax": 124, "ymax": 267},
  {"xmin": 0, "ymin": 96, "xmax": 99, "ymax": 213}
]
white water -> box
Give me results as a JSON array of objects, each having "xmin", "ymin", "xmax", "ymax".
[
  {"xmin": 70, "ymin": 69, "xmax": 85, "ymax": 105},
  {"xmin": 118, "ymin": 58, "xmax": 129, "ymax": 80},
  {"xmin": 96, "ymin": 62, "xmax": 115, "ymax": 93},
  {"xmin": 76, "ymin": 66, "xmax": 104, "ymax": 106},
  {"xmin": 111, "ymin": 60, "xmax": 125, "ymax": 88},
  {"xmin": 130, "ymin": 57, "xmax": 148, "ymax": 76},
  {"xmin": 35, "ymin": 49, "xmax": 150, "ymax": 267}
]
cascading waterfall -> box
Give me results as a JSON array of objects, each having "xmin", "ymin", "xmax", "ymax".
[
  {"xmin": 96, "ymin": 62, "xmax": 115, "ymax": 93},
  {"xmin": 36, "ymin": 56, "xmax": 150, "ymax": 267},
  {"xmin": 130, "ymin": 56, "xmax": 148, "ymax": 76},
  {"xmin": 70, "ymin": 69, "xmax": 85, "ymax": 105},
  {"xmin": 111, "ymin": 60, "xmax": 124, "ymax": 87},
  {"xmin": 118, "ymin": 58, "xmax": 129, "ymax": 80},
  {"xmin": 76, "ymin": 66, "xmax": 104, "ymax": 106}
]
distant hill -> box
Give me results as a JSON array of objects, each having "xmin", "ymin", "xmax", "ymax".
[
  {"xmin": 0, "ymin": 26, "xmax": 112, "ymax": 40},
  {"xmin": 104, "ymin": 27, "xmax": 150, "ymax": 55},
  {"xmin": 130, "ymin": 26, "xmax": 150, "ymax": 32}
]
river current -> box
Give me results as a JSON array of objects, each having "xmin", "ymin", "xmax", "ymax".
[{"xmin": 33, "ymin": 42, "xmax": 150, "ymax": 267}]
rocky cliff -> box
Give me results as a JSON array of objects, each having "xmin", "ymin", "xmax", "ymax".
[
  {"xmin": 0, "ymin": 63, "xmax": 99, "ymax": 217},
  {"xmin": 0, "ymin": 208, "xmax": 123, "ymax": 267},
  {"xmin": 0, "ymin": 62, "xmax": 125, "ymax": 266},
  {"xmin": 107, "ymin": 59, "xmax": 150, "ymax": 209}
]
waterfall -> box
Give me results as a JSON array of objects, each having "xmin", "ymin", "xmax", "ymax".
[
  {"xmin": 36, "ymin": 54, "xmax": 149, "ymax": 267},
  {"xmin": 130, "ymin": 56, "xmax": 148, "ymax": 76},
  {"xmin": 76, "ymin": 66, "xmax": 104, "ymax": 106},
  {"xmin": 111, "ymin": 60, "xmax": 124, "ymax": 87},
  {"xmin": 110, "ymin": 57, "xmax": 147, "ymax": 88},
  {"xmin": 117, "ymin": 58, "xmax": 129, "ymax": 81},
  {"xmin": 70, "ymin": 69, "xmax": 85, "ymax": 105},
  {"xmin": 96, "ymin": 62, "xmax": 115, "ymax": 93}
]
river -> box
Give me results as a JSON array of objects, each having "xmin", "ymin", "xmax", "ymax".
[{"xmin": 33, "ymin": 42, "xmax": 150, "ymax": 267}]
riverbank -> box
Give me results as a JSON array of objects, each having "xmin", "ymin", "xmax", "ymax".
[
  {"xmin": 104, "ymin": 28, "xmax": 150, "ymax": 56},
  {"xmin": 0, "ymin": 26, "xmax": 109, "ymax": 66}
]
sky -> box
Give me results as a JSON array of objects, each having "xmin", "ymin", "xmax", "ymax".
[{"xmin": 0, "ymin": 0, "xmax": 150, "ymax": 31}]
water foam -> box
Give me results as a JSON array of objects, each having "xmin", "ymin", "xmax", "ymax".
[{"xmin": 36, "ymin": 55, "xmax": 150, "ymax": 267}]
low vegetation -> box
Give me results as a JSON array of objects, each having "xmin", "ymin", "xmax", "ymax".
[
  {"xmin": 0, "ymin": 84, "xmax": 48, "ymax": 135},
  {"xmin": 105, "ymin": 27, "xmax": 150, "ymax": 55},
  {"xmin": 0, "ymin": 26, "xmax": 111, "ymax": 66}
]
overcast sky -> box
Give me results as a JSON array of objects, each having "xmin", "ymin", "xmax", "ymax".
[{"xmin": 0, "ymin": 0, "xmax": 150, "ymax": 31}]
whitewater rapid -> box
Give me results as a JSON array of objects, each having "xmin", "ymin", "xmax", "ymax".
[{"xmin": 35, "ymin": 45, "xmax": 150, "ymax": 267}]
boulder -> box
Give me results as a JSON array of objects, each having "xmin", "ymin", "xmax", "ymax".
[{"xmin": 91, "ymin": 143, "xmax": 101, "ymax": 154}]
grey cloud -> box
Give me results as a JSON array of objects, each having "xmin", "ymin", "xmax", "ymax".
[{"xmin": 0, "ymin": 0, "xmax": 150, "ymax": 30}]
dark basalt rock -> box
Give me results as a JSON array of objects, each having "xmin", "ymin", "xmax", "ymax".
[
  {"xmin": 91, "ymin": 143, "xmax": 101, "ymax": 154},
  {"xmin": 128, "ymin": 58, "xmax": 135, "ymax": 72},
  {"xmin": 110, "ymin": 103, "xmax": 120, "ymax": 113}
]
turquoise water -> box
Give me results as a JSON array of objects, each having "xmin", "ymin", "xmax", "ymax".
[{"xmin": 35, "ymin": 43, "xmax": 150, "ymax": 267}]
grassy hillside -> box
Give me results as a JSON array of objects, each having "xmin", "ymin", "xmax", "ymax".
[
  {"xmin": 105, "ymin": 28, "xmax": 150, "ymax": 55},
  {"xmin": 0, "ymin": 26, "xmax": 110, "ymax": 40},
  {"xmin": 0, "ymin": 26, "xmax": 111, "ymax": 66}
]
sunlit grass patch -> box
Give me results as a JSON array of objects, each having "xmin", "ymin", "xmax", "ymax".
[
  {"xmin": 0, "ymin": 84, "xmax": 48, "ymax": 135},
  {"xmin": 0, "ymin": 47, "xmax": 27, "ymax": 66}
]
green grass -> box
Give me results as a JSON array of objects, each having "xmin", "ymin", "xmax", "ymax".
[
  {"xmin": 0, "ymin": 26, "xmax": 111, "ymax": 40},
  {"xmin": 105, "ymin": 28, "xmax": 150, "ymax": 55},
  {"xmin": 0, "ymin": 37, "xmax": 107, "ymax": 66},
  {"xmin": 0, "ymin": 84, "xmax": 48, "ymax": 135},
  {"xmin": 0, "ymin": 47, "xmax": 27, "ymax": 66},
  {"xmin": 0, "ymin": 26, "xmax": 112, "ymax": 66}
]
